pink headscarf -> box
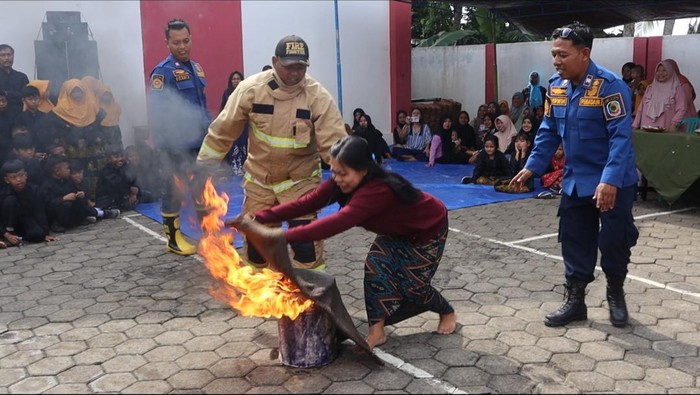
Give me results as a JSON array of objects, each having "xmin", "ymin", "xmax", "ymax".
[
  {"xmin": 646, "ymin": 60, "xmax": 681, "ymax": 121},
  {"xmin": 494, "ymin": 114, "xmax": 518, "ymax": 153}
]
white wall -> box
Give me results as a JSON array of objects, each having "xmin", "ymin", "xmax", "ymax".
[
  {"xmin": 415, "ymin": 36, "xmax": 638, "ymax": 116},
  {"xmin": 663, "ymin": 35, "xmax": 700, "ymax": 114},
  {"xmin": 497, "ymin": 37, "xmax": 633, "ymax": 103},
  {"xmin": 412, "ymin": 45, "xmax": 486, "ymax": 118},
  {"xmin": 240, "ymin": 0, "xmax": 392, "ymax": 134},
  {"xmin": 589, "ymin": 37, "xmax": 635, "ymax": 78},
  {"xmin": 496, "ymin": 41, "xmax": 555, "ymax": 104},
  {"xmin": 1, "ymin": 1, "xmax": 147, "ymax": 146}
]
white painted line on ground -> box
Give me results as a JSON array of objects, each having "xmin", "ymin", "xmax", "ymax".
[
  {"xmin": 633, "ymin": 206, "xmax": 697, "ymax": 220},
  {"xmin": 449, "ymin": 226, "xmax": 700, "ymax": 301},
  {"xmin": 372, "ymin": 348, "xmax": 466, "ymax": 394},
  {"xmin": 122, "ymin": 216, "xmax": 207, "ymax": 265},
  {"xmin": 125, "ymin": 215, "xmax": 465, "ymax": 392},
  {"xmin": 123, "ymin": 216, "xmax": 166, "ymax": 242},
  {"xmin": 508, "ymin": 206, "xmax": 697, "ymax": 244}
]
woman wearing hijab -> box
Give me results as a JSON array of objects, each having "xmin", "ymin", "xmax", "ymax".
[
  {"xmin": 427, "ymin": 113, "xmax": 469, "ymax": 166},
  {"xmin": 523, "ymin": 71, "xmax": 547, "ymax": 111},
  {"xmin": 633, "ymin": 60, "xmax": 687, "ymax": 132},
  {"xmin": 81, "ymin": 76, "xmax": 103, "ymax": 116},
  {"xmin": 351, "ymin": 108, "xmax": 366, "ymax": 132},
  {"xmin": 663, "ymin": 59, "xmax": 697, "ymax": 120},
  {"xmin": 353, "ymin": 113, "xmax": 391, "ymax": 163},
  {"xmin": 40, "ymin": 79, "xmax": 105, "ymax": 196},
  {"xmin": 392, "ymin": 109, "xmax": 409, "ymax": 146},
  {"xmin": 487, "ymin": 100, "xmax": 501, "ymax": 118},
  {"xmin": 493, "ymin": 114, "xmax": 518, "ymax": 156},
  {"xmin": 498, "ymin": 99, "xmax": 511, "ymax": 120},
  {"xmin": 221, "ymin": 71, "xmax": 243, "ymax": 111},
  {"xmin": 470, "ymin": 104, "xmax": 487, "ymax": 134},
  {"xmin": 455, "ymin": 110, "xmax": 478, "ymax": 157},
  {"xmin": 509, "ymin": 92, "xmax": 526, "ymax": 130},
  {"xmin": 97, "ymin": 84, "xmax": 123, "ymax": 148}
]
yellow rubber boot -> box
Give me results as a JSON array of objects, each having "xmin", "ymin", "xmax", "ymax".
[{"xmin": 162, "ymin": 212, "xmax": 197, "ymax": 256}]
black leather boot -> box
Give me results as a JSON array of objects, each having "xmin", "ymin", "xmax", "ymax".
[
  {"xmin": 544, "ymin": 279, "xmax": 588, "ymax": 327},
  {"xmin": 606, "ymin": 275, "xmax": 628, "ymax": 327}
]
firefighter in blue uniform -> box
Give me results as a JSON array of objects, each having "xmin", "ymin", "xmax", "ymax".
[
  {"xmin": 510, "ymin": 21, "xmax": 639, "ymax": 328},
  {"xmin": 148, "ymin": 19, "xmax": 211, "ymax": 256}
]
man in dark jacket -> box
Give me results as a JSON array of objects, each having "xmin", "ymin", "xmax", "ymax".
[{"xmin": 0, "ymin": 44, "xmax": 30, "ymax": 120}]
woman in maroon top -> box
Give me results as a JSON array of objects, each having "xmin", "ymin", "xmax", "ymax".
[{"xmin": 245, "ymin": 135, "xmax": 457, "ymax": 349}]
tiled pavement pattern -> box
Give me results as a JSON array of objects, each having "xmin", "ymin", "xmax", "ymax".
[{"xmin": 0, "ymin": 195, "xmax": 699, "ymax": 394}]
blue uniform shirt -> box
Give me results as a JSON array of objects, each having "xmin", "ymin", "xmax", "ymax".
[
  {"xmin": 526, "ymin": 60, "xmax": 638, "ymax": 197},
  {"xmin": 148, "ymin": 54, "xmax": 212, "ymax": 150}
]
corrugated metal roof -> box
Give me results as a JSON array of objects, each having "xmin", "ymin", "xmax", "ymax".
[{"xmin": 460, "ymin": 0, "xmax": 700, "ymax": 36}]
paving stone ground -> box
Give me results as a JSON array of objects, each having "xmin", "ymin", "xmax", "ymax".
[{"xmin": 1, "ymin": 192, "xmax": 699, "ymax": 394}]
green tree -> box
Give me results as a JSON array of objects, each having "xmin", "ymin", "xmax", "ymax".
[
  {"xmin": 411, "ymin": 0, "xmax": 454, "ymax": 40},
  {"xmin": 413, "ymin": 1, "xmax": 538, "ymax": 47}
]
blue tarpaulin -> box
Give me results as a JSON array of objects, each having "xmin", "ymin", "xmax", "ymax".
[{"xmin": 136, "ymin": 161, "xmax": 543, "ymax": 247}]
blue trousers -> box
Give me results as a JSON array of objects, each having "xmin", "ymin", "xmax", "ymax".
[{"xmin": 558, "ymin": 184, "xmax": 639, "ymax": 283}]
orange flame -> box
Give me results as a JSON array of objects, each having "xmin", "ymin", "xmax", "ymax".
[{"xmin": 198, "ymin": 178, "xmax": 313, "ymax": 320}]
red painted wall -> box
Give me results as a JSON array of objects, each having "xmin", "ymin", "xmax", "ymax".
[
  {"xmin": 389, "ymin": 0, "xmax": 413, "ymax": 128},
  {"xmin": 631, "ymin": 36, "xmax": 663, "ymax": 83},
  {"xmin": 484, "ymin": 44, "xmax": 496, "ymax": 103},
  {"xmin": 646, "ymin": 36, "xmax": 663, "ymax": 80},
  {"xmin": 140, "ymin": 1, "xmax": 243, "ymax": 118}
]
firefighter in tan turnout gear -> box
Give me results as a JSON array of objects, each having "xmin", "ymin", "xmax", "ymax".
[{"xmin": 197, "ymin": 35, "xmax": 347, "ymax": 270}]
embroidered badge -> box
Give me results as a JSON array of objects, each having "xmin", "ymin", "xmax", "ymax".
[
  {"xmin": 151, "ymin": 74, "xmax": 164, "ymax": 90},
  {"xmin": 550, "ymin": 97, "xmax": 568, "ymax": 106},
  {"xmin": 172, "ymin": 69, "xmax": 191, "ymax": 82},
  {"xmin": 603, "ymin": 92, "xmax": 626, "ymax": 120},
  {"xmin": 544, "ymin": 96, "xmax": 551, "ymax": 117},
  {"xmin": 579, "ymin": 97, "xmax": 603, "ymax": 107},
  {"xmin": 585, "ymin": 79, "xmax": 604, "ymax": 97},
  {"xmin": 550, "ymin": 86, "xmax": 567, "ymax": 96}
]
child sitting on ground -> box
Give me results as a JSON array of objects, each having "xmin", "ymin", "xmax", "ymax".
[
  {"xmin": 461, "ymin": 135, "xmax": 511, "ymax": 185},
  {"xmin": 542, "ymin": 143, "xmax": 565, "ymax": 194},
  {"xmin": 95, "ymin": 146, "xmax": 139, "ymax": 211},
  {"xmin": 69, "ymin": 160, "xmax": 95, "ymax": 207},
  {"xmin": 0, "ymin": 160, "xmax": 57, "ymax": 247},
  {"xmin": 40, "ymin": 156, "xmax": 119, "ymax": 233},
  {"xmin": 495, "ymin": 132, "xmax": 534, "ymax": 193}
]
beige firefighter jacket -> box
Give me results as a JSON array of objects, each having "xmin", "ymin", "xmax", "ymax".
[{"xmin": 197, "ymin": 69, "xmax": 347, "ymax": 188}]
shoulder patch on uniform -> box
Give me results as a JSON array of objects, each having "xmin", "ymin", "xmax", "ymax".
[
  {"xmin": 151, "ymin": 74, "xmax": 164, "ymax": 90},
  {"xmin": 603, "ymin": 92, "xmax": 626, "ymax": 121},
  {"xmin": 585, "ymin": 79, "xmax": 604, "ymax": 97},
  {"xmin": 195, "ymin": 63, "xmax": 205, "ymax": 78},
  {"xmin": 544, "ymin": 96, "xmax": 551, "ymax": 117}
]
